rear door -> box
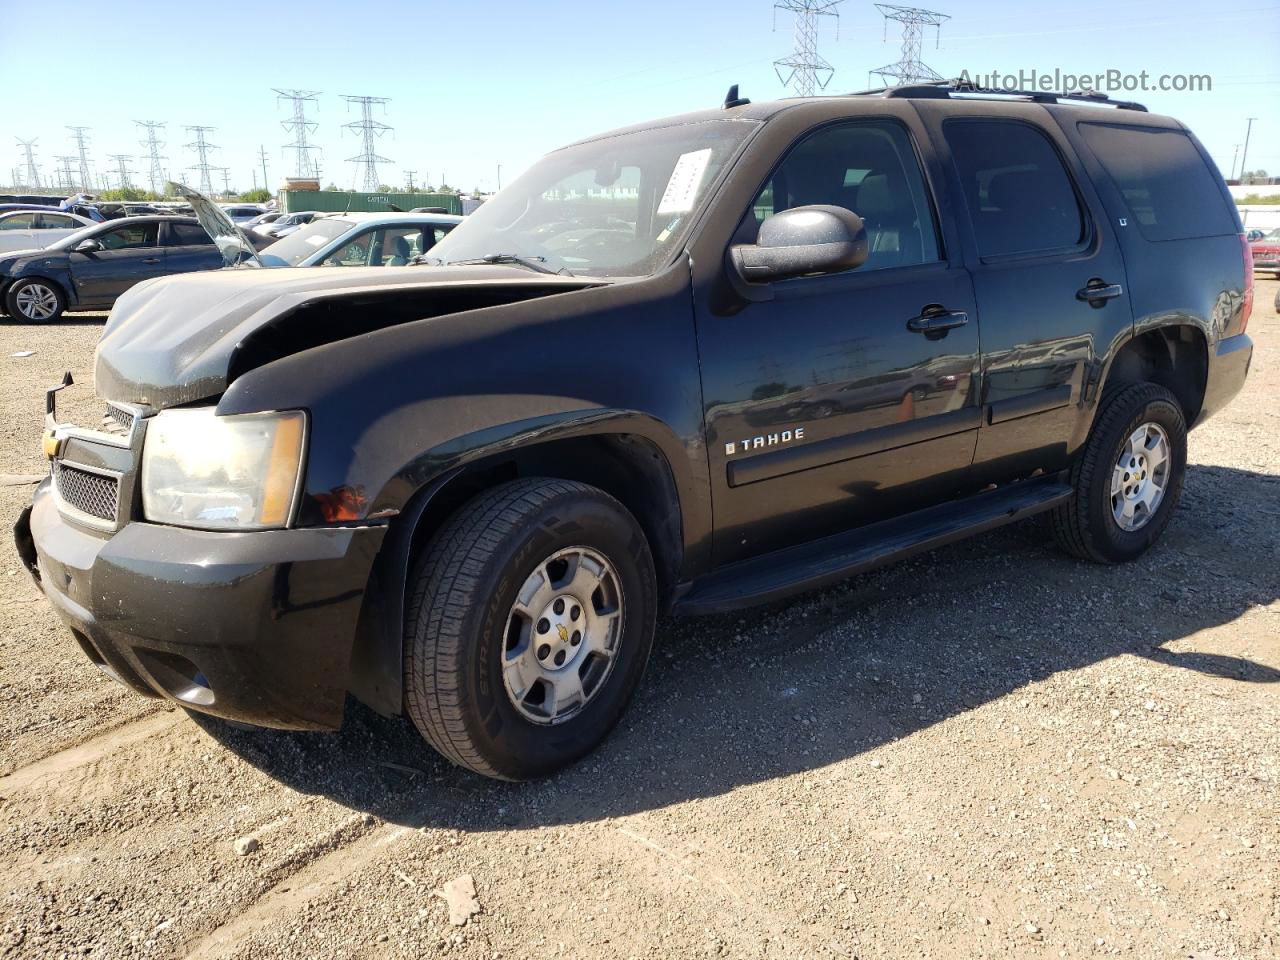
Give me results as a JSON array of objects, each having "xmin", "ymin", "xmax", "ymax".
[
  {"xmin": 68, "ymin": 220, "xmax": 163, "ymax": 304},
  {"xmin": 160, "ymin": 221, "xmax": 226, "ymax": 274},
  {"xmin": 914, "ymin": 101, "xmax": 1133, "ymax": 483}
]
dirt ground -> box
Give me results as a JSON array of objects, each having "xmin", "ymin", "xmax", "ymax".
[{"xmin": 1, "ymin": 283, "xmax": 1277, "ymax": 960}]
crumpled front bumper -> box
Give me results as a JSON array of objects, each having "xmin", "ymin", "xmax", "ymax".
[{"xmin": 15, "ymin": 479, "xmax": 385, "ymax": 730}]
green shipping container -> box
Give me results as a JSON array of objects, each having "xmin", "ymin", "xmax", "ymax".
[{"xmin": 280, "ymin": 191, "xmax": 463, "ymax": 215}]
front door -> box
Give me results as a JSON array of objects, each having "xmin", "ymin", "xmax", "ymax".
[
  {"xmin": 696, "ymin": 118, "xmax": 982, "ymax": 565},
  {"xmin": 69, "ymin": 221, "xmax": 163, "ymax": 305}
]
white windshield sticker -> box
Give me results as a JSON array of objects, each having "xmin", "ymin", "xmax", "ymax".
[
  {"xmin": 305, "ymin": 233, "xmax": 329, "ymax": 246},
  {"xmin": 657, "ymin": 148, "xmax": 712, "ymax": 215}
]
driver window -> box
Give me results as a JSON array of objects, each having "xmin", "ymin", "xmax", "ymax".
[
  {"xmin": 99, "ymin": 223, "xmax": 159, "ymax": 250},
  {"xmin": 1, "ymin": 214, "xmax": 35, "ymax": 230},
  {"xmin": 746, "ymin": 120, "xmax": 940, "ymax": 271}
]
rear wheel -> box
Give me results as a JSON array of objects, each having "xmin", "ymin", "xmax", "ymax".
[
  {"xmin": 403, "ymin": 478, "xmax": 657, "ymax": 780},
  {"xmin": 5, "ymin": 278, "xmax": 65, "ymax": 323},
  {"xmin": 1052, "ymin": 381, "xmax": 1187, "ymax": 563}
]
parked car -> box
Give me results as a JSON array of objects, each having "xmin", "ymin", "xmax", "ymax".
[
  {"xmin": 0, "ymin": 209, "xmax": 94, "ymax": 254},
  {"xmin": 1245, "ymin": 228, "xmax": 1266, "ymax": 242},
  {"xmin": 252, "ymin": 210, "xmax": 319, "ymax": 239},
  {"xmin": 1249, "ymin": 227, "xmax": 1280, "ymax": 275},
  {"xmin": 0, "ymin": 216, "xmax": 224, "ymax": 322},
  {"xmin": 243, "ymin": 211, "xmax": 284, "ymax": 229},
  {"xmin": 219, "ymin": 205, "xmax": 266, "ymax": 224},
  {"xmin": 17, "ymin": 84, "xmax": 1253, "ymax": 782},
  {"xmin": 258, "ymin": 213, "xmax": 460, "ymax": 266}
]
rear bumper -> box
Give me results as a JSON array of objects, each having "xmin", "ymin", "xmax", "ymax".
[
  {"xmin": 1196, "ymin": 332, "xmax": 1253, "ymax": 427},
  {"xmin": 16, "ymin": 479, "xmax": 385, "ymax": 730}
]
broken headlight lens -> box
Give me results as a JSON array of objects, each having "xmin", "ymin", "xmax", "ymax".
[{"xmin": 141, "ymin": 408, "xmax": 306, "ymax": 530}]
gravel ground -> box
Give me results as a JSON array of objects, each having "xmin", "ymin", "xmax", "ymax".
[{"xmin": 1, "ymin": 286, "xmax": 1277, "ymax": 960}]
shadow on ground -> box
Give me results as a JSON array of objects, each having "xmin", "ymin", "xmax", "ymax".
[{"xmin": 192, "ymin": 462, "xmax": 1280, "ymax": 831}]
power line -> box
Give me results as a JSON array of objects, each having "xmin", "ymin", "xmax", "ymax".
[
  {"xmin": 773, "ymin": 1, "xmax": 844, "ymax": 98},
  {"xmin": 15, "ymin": 138, "xmax": 42, "ymax": 189},
  {"xmin": 107, "ymin": 154, "xmax": 135, "ymax": 191},
  {"xmin": 274, "ymin": 88, "xmax": 323, "ymax": 179},
  {"xmin": 341, "ymin": 94, "xmax": 393, "ymax": 191},
  {"xmin": 184, "ymin": 125, "xmax": 218, "ymax": 194},
  {"xmin": 870, "ymin": 4, "xmax": 950, "ymax": 87},
  {"xmin": 136, "ymin": 121, "xmax": 167, "ymax": 196},
  {"xmin": 66, "ymin": 126, "xmax": 95, "ymax": 192}
]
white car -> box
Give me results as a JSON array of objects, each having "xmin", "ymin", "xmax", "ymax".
[
  {"xmin": 0, "ymin": 210, "xmax": 94, "ymax": 254},
  {"xmin": 257, "ymin": 212, "xmax": 462, "ymax": 267}
]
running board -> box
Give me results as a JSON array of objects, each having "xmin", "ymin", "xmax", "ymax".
[{"xmin": 673, "ymin": 478, "xmax": 1073, "ymax": 615}]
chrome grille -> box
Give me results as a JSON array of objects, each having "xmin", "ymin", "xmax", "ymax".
[
  {"xmin": 53, "ymin": 461, "xmax": 119, "ymax": 522},
  {"xmin": 100, "ymin": 404, "xmax": 135, "ymax": 436}
]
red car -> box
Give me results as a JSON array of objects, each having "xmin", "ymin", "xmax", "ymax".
[{"xmin": 1251, "ymin": 227, "xmax": 1280, "ymax": 276}]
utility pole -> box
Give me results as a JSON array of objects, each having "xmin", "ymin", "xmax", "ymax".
[
  {"xmin": 772, "ymin": 1, "xmax": 844, "ymax": 97},
  {"xmin": 1239, "ymin": 118, "xmax": 1258, "ymax": 183},
  {"xmin": 341, "ymin": 94, "xmax": 393, "ymax": 191},
  {"xmin": 404, "ymin": 169, "xmax": 417, "ymax": 192},
  {"xmin": 135, "ymin": 121, "xmax": 167, "ymax": 197},
  {"xmin": 497, "ymin": 163, "xmax": 502, "ymax": 190},
  {"xmin": 870, "ymin": 3, "xmax": 950, "ymax": 87},
  {"xmin": 218, "ymin": 167, "xmax": 233, "ymax": 196},
  {"xmin": 274, "ymin": 88, "xmax": 322, "ymax": 178},
  {"xmin": 55, "ymin": 156, "xmax": 79, "ymax": 193},
  {"xmin": 258, "ymin": 144, "xmax": 271, "ymax": 192},
  {"xmin": 107, "ymin": 154, "xmax": 134, "ymax": 191},
  {"xmin": 1231, "ymin": 144, "xmax": 1241, "ymax": 180},
  {"xmin": 15, "ymin": 138, "xmax": 42, "ymax": 189},
  {"xmin": 66, "ymin": 126, "xmax": 95, "ymax": 192},
  {"xmin": 184, "ymin": 126, "xmax": 218, "ymax": 194}
]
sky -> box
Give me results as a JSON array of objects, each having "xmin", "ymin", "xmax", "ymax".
[{"xmin": 2, "ymin": 0, "xmax": 1277, "ymax": 195}]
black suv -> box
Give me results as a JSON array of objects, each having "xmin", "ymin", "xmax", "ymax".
[{"xmin": 16, "ymin": 84, "xmax": 1254, "ymax": 780}]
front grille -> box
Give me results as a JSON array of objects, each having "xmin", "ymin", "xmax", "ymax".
[
  {"xmin": 53, "ymin": 461, "xmax": 119, "ymax": 522},
  {"xmin": 100, "ymin": 404, "xmax": 135, "ymax": 436}
]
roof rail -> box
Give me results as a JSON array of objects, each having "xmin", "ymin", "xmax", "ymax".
[{"xmin": 848, "ymin": 79, "xmax": 1148, "ymax": 113}]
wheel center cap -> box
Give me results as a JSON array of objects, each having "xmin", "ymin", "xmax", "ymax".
[{"xmin": 533, "ymin": 593, "xmax": 585, "ymax": 670}]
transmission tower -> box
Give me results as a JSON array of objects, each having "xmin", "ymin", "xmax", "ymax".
[
  {"xmin": 870, "ymin": 4, "xmax": 949, "ymax": 86},
  {"xmin": 66, "ymin": 126, "xmax": 95, "ymax": 191},
  {"xmin": 135, "ymin": 121, "xmax": 167, "ymax": 196},
  {"xmin": 274, "ymin": 88, "xmax": 323, "ymax": 179},
  {"xmin": 54, "ymin": 156, "xmax": 78, "ymax": 192},
  {"xmin": 341, "ymin": 95, "xmax": 393, "ymax": 191},
  {"xmin": 108, "ymin": 155, "xmax": 134, "ymax": 191},
  {"xmin": 15, "ymin": 138, "xmax": 42, "ymax": 189},
  {"xmin": 773, "ymin": 1, "xmax": 844, "ymax": 97},
  {"xmin": 184, "ymin": 126, "xmax": 218, "ymax": 194}
]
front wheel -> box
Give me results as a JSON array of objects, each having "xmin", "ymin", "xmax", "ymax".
[
  {"xmin": 403, "ymin": 478, "xmax": 657, "ymax": 780},
  {"xmin": 1052, "ymin": 381, "xmax": 1187, "ymax": 563},
  {"xmin": 5, "ymin": 278, "xmax": 66, "ymax": 323}
]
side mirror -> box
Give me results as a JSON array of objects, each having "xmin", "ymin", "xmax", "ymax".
[
  {"xmin": 730, "ymin": 205, "xmax": 868, "ymax": 283},
  {"xmin": 74, "ymin": 238, "xmax": 103, "ymax": 253}
]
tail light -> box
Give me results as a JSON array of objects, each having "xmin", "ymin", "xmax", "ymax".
[{"xmin": 1240, "ymin": 234, "xmax": 1254, "ymax": 334}]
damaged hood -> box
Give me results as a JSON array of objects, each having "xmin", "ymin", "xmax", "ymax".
[{"xmin": 95, "ymin": 265, "xmax": 601, "ymax": 408}]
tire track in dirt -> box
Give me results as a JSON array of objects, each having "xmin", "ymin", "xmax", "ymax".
[
  {"xmin": 0, "ymin": 709, "xmax": 181, "ymax": 797},
  {"xmin": 181, "ymin": 820, "xmax": 417, "ymax": 960}
]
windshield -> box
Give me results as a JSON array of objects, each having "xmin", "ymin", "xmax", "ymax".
[
  {"xmin": 1261, "ymin": 228, "xmax": 1280, "ymax": 242},
  {"xmin": 426, "ymin": 119, "xmax": 756, "ymax": 278},
  {"xmin": 258, "ymin": 218, "xmax": 355, "ymax": 266}
]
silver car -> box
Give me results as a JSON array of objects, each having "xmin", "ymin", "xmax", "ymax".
[
  {"xmin": 257, "ymin": 212, "xmax": 462, "ymax": 267},
  {"xmin": 0, "ymin": 209, "xmax": 95, "ymax": 254}
]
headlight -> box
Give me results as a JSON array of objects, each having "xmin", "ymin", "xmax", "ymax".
[{"xmin": 141, "ymin": 408, "xmax": 306, "ymax": 530}]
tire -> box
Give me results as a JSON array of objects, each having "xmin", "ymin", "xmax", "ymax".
[
  {"xmin": 403, "ymin": 478, "xmax": 657, "ymax": 780},
  {"xmin": 5, "ymin": 278, "xmax": 66, "ymax": 323},
  {"xmin": 1052, "ymin": 381, "xmax": 1187, "ymax": 563}
]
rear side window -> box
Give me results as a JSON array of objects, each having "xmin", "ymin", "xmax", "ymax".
[
  {"xmin": 167, "ymin": 223, "xmax": 212, "ymax": 246},
  {"xmin": 945, "ymin": 119, "xmax": 1085, "ymax": 259},
  {"xmin": 1078, "ymin": 123, "xmax": 1236, "ymax": 242}
]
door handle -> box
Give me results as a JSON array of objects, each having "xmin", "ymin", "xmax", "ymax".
[
  {"xmin": 1076, "ymin": 281, "xmax": 1123, "ymax": 304},
  {"xmin": 141, "ymin": 257, "xmax": 161, "ymax": 264},
  {"xmin": 907, "ymin": 306, "xmax": 968, "ymax": 339}
]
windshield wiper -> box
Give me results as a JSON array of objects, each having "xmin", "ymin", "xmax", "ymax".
[{"xmin": 446, "ymin": 253, "xmax": 572, "ymax": 276}]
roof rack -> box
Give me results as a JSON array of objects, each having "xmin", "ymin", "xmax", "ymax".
[{"xmin": 847, "ymin": 78, "xmax": 1148, "ymax": 113}]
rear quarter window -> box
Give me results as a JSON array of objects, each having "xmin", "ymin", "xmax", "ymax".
[{"xmin": 1077, "ymin": 123, "xmax": 1236, "ymax": 242}]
